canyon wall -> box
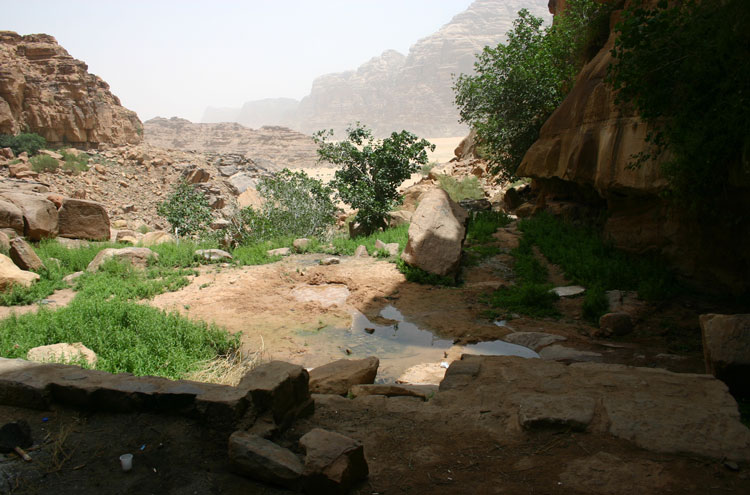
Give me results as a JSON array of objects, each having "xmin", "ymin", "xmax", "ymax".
[{"xmin": 0, "ymin": 31, "xmax": 142, "ymax": 148}]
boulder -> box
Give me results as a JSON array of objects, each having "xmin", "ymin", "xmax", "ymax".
[
  {"xmin": 503, "ymin": 332, "xmax": 567, "ymax": 352},
  {"xmin": 141, "ymin": 231, "xmax": 175, "ymax": 246},
  {"xmin": 700, "ymin": 313, "xmax": 750, "ymax": 396},
  {"xmin": 387, "ymin": 210, "xmax": 412, "ymax": 227},
  {"xmin": 27, "ymin": 342, "xmax": 97, "ymax": 367},
  {"xmin": 2, "ymin": 192, "xmax": 58, "ymax": 240},
  {"xmin": 9, "ymin": 237, "xmax": 44, "ymax": 271},
  {"xmin": 228, "ymin": 432, "xmax": 303, "ymax": 490},
  {"xmin": 353, "ymin": 245, "xmax": 369, "ymax": 258},
  {"xmin": 183, "ymin": 167, "xmax": 210, "ymax": 184},
  {"xmin": 0, "ymin": 147, "xmax": 13, "ymax": 159},
  {"xmin": 86, "ymin": 247, "xmax": 157, "ymax": 272},
  {"xmin": 239, "ymin": 361, "xmax": 312, "ymax": 428},
  {"xmin": 0, "ymin": 253, "xmax": 39, "ymax": 290},
  {"xmin": 57, "ymin": 198, "xmax": 110, "ymax": 241},
  {"xmin": 8, "ymin": 161, "xmax": 32, "ymax": 178},
  {"xmin": 319, "ymin": 257, "xmax": 340, "ymax": 266},
  {"xmin": 309, "ymin": 357, "xmax": 379, "ymax": 396},
  {"xmin": 400, "ymin": 188, "xmax": 468, "ymax": 278},
  {"xmin": 237, "ymin": 187, "xmax": 263, "ymax": 208},
  {"xmin": 299, "ymin": 428, "xmax": 368, "ymax": 494},
  {"xmin": 293, "ymin": 238, "xmax": 311, "ymax": 252},
  {"xmin": 0, "ymin": 199, "xmax": 24, "ymax": 234},
  {"xmin": 115, "ymin": 230, "xmax": 140, "ymax": 244},
  {"xmin": 0, "ymin": 230, "xmax": 8, "ymax": 251},
  {"xmin": 227, "ymin": 173, "xmax": 257, "ymax": 195},
  {"xmin": 374, "ymin": 240, "xmax": 399, "ymax": 256},
  {"xmin": 503, "ymin": 187, "xmax": 524, "ymax": 211},
  {"xmin": 267, "ymin": 247, "xmax": 291, "ymax": 257},
  {"xmin": 195, "ymin": 249, "xmax": 232, "ymax": 261}
]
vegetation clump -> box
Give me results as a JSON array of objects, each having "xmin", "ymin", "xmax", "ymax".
[
  {"xmin": 453, "ymin": 0, "xmax": 616, "ymax": 179},
  {"xmin": 436, "ymin": 175, "xmax": 484, "ymax": 202},
  {"xmin": 29, "ymin": 154, "xmax": 59, "ymax": 172},
  {"xmin": 157, "ymin": 181, "xmax": 213, "ymax": 237},
  {"xmin": 0, "ymin": 132, "xmax": 47, "ymax": 156},
  {"xmin": 314, "ymin": 123, "xmax": 434, "ymax": 236}
]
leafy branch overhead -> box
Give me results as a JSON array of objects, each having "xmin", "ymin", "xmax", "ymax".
[{"xmin": 314, "ymin": 123, "xmax": 434, "ymax": 236}]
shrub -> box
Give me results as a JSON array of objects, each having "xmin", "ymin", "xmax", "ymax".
[
  {"xmin": 231, "ymin": 169, "xmax": 337, "ymax": 245},
  {"xmin": 157, "ymin": 181, "xmax": 213, "ymax": 237},
  {"xmin": 436, "ymin": 175, "xmax": 484, "ymax": 202},
  {"xmin": 60, "ymin": 150, "xmax": 89, "ymax": 173},
  {"xmin": 607, "ymin": 0, "xmax": 749, "ymax": 219},
  {"xmin": 466, "ymin": 210, "xmax": 511, "ymax": 244},
  {"xmin": 454, "ymin": 0, "xmax": 616, "ymax": 179},
  {"xmin": 314, "ymin": 123, "xmax": 434, "ymax": 236},
  {"xmin": 30, "ymin": 154, "xmax": 59, "ymax": 172},
  {"xmin": 0, "ymin": 132, "xmax": 47, "ymax": 156}
]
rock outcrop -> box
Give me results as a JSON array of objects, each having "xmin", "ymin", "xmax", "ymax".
[
  {"xmin": 516, "ymin": 2, "xmax": 750, "ymax": 293},
  {"xmin": 202, "ymin": 0, "xmax": 551, "ymax": 137},
  {"xmin": 0, "ymin": 31, "xmax": 142, "ymax": 148}
]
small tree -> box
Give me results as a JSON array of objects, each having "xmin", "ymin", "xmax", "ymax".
[
  {"xmin": 0, "ymin": 132, "xmax": 47, "ymax": 156},
  {"xmin": 157, "ymin": 181, "xmax": 212, "ymax": 237},
  {"xmin": 314, "ymin": 124, "xmax": 434, "ymax": 236}
]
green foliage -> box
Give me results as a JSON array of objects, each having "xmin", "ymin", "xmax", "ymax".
[
  {"xmin": 157, "ymin": 181, "xmax": 213, "ymax": 237},
  {"xmin": 454, "ymin": 0, "xmax": 615, "ymax": 179},
  {"xmin": 314, "ymin": 123, "xmax": 434, "ymax": 235},
  {"xmin": 0, "ymin": 298, "xmax": 237, "ymax": 379},
  {"xmin": 420, "ymin": 161, "xmax": 438, "ymax": 177},
  {"xmin": 582, "ymin": 285, "xmax": 608, "ymax": 323},
  {"xmin": 490, "ymin": 283, "xmax": 560, "ymax": 318},
  {"xmin": 519, "ymin": 212, "xmax": 678, "ymax": 301},
  {"xmin": 436, "ymin": 175, "xmax": 484, "ymax": 202},
  {"xmin": 395, "ymin": 258, "xmax": 457, "ymax": 286},
  {"xmin": 0, "ymin": 132, "xmax": 47, "ymax": 156},
  {"xmin": 30, "ymin": 154, "xmax": 59, "ymax": 172},
  {"xmin": 466, "ymin": 210, "xmax": 511, "ymax": 244},
  {"xmin": 607, "ymin": 0, "xmax": 750, "ymax": 218},
  {"xmin": 234, "ymin": 169, "xmax": 336, "ymax": 244},
  {"xmin": 330, "ymin": 223, "xmax": 409, "ymax": 256},
  {"xmin": 60, "ymin": 150, "xmax": 89, "ymax": 173}
]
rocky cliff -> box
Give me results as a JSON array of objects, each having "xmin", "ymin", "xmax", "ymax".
[
  {"xmin": 517, "ymin": 2, "xmax": 750, "ymax": 293},
  {"xmin": 143, "ymin": 117, "xmax": 320, "ymax": 169},
  {"xmin": 203, "ymin": 0, "xmax": 551, "ymax": 137},
  {"xmin": 0, "ymin": 31, "xmax": 142, "ymax": 148}
]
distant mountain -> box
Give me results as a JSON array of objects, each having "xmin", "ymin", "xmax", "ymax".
[{"xmin": 202, "ymin": 0, "xmax": 551, "ymax": 137}]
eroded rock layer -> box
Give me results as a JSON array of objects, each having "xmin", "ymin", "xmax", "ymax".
[{"xmin": 0, "ymin": 31, "xmax": 142, "ymax": 147}]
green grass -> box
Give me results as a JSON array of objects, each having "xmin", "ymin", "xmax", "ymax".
[
  {"xmin": 331, "ymin": 224, "xmax": 409, "ymax": 256},
  {"xmin": 436, "ymin": 174, "xmax": 485, "ymax": 202},
  {"xmin": 396, "ymin": 258, "xmax": 457, "ymax": 286},
  {"xmin": 466, "ymin": 211, "xmax": 511, "ymax": 244},
  {"xmin": 519, "ymin": 212, "xmax": 678, "ymax": 302},
  {"xmin": 60, "ymin": 150, "xmax": 89, "ymax": 173},
  {"xmin": 29, "ymin": 154, "xmax": 59, "ymax": 172}
]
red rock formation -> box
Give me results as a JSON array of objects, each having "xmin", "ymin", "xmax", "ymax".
[{"xmin": 0, "ymin": 31, "xmax": 142, "ymax": 148}]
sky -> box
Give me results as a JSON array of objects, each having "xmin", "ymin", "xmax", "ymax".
[{"xmin": 3, "ymin": 0, "xmax": 476, "ymax": 122}]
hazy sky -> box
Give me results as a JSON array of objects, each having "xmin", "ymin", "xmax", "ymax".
[{"xmin": 3, "ymin": 0, "xmax": 476, "ymax": 122}]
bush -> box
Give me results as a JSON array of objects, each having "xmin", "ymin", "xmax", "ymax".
[
  {"xmin": 454, "ymin": 0, "xmax": 616, "ymax": 179},
  {"xmin": 436, "ymin": 175, "xmax": 484, "ymax": 202},
  {"xmin": 60, "ymin": 150, "xmax": 89, "ymax": 173},
  {"xmin": 607, "ymin": 0, "xmax": 749, "ymax": 219},
  {"xmin": 314, "ymin": 123, "xmax": 434, "ymax": 236},
  {"xmin": 230, "ymin": 169, "xmax": 337, "ymax": 245},
  {"xmin": 0, "ymin": 132, "xmax": 47, "ymax": 156},
  {"xmin": 157, "ymin": 181, "xmax": 213, "ymax": 237},
  {"xmin": 30, "ymin": 154, "xmax": 59, "ymax": 172}
]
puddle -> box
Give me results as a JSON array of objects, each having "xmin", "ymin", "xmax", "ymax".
[{"xmin": 296, "ymin": 305, "xmax": 538, "ymax": 382}]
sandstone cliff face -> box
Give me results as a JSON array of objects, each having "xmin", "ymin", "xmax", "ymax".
[
  {"xmin": 203, "ymin": 0, "xmax": 550, "ymax": 137},
  {"xmin": 143, "ymin": 117, "xmax": 320, "ymax": 169},
  {"xmin": 0, "ymin": 31, "xmax": 142, "ymax": 148},
  {"xmin": 517, "ymin": 3, "xmax": 750, "ymax": 293}
]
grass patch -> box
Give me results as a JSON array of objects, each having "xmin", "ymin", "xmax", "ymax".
[
  {"xmin": 60, "ymin": 150, "xmax": 89, "ymax": 174},
  {"xmin": 331, "ymin": 224, "xmax": 409, "ymax": 256},
  {"xmin": 396, "ymin": 258, "xmax": 457, "ymax": 286},
  {"xmin": 466, "ymin": 211, "xmax": 511, "ymax": 244},
  {"xmin": 30, "ymin": 154, "xmax": 59, "ymax": 172},
  {"xmin": 436, "ymin": 174, "xmax": 484, "ymax": 202},
  {"xmin": 519, "ymin": 212, "xmax": 679, "ymax": 302},
  {"xmin": 0, "ymin": 298, "xmax": 237, "ymax": 379}
]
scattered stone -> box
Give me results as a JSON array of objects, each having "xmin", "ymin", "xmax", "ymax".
[
  {"xmin": 299, "ymin": 428, "xmax": 368, "ymax": 494},
  {"xmin": 218, "ymin": 165, "xmax": 238, "ymax": 177},
  {"xmin": 349, "ymin": 384, "xmax": 427, "ymax": 401},
  {"xmin": 700, "ymin": 313, "xmax": 750, "ymax": 396},
  {"xmin": 517, "ymin": 394, "xmax": 596, "ymax": 431},
  {"xmin": 86, "ymin": 247, "xmax": 157, "ymax": 272},
  {"xmin": 374, "ymin": 240, "xmax": 399, "ymax": 256},
  {"xmin": 551, "ymin": 285, "xmax": 586, "ymax": 297},
  {"xmin": 599, "ymin": 312, "xmax": 634, "ymax": 336},
  {"xmin": 195, "ymin": 249, "xmax": 232, "ymax": 261},
  {"xmin": 27, "ymin": 342, "xmax": 97, "ymax": 367},
  {"xmin": 122, "ymin": 204, "xmax": 135, "ymax": 213},
  {"xmin": 9, "ymin": 237, "xmax": 45, "ymax": 271},
  {"xmin": 228, "ymin": 432, "xmax": 303, "ymax": 490},
  {"xmin": 62, "ymin": 271, "xmax": 83, "ymax": 285},
  {"xmin": 267, "ymin": 247, "xmax": 291, "ymax": 257},
  {"xmin": 503, "ymin": 332, "xmax": 567, "ymax": 351},
  {"xmin": 0, "ymin": 148, "xmax": 13, "ymax": 160},
  {"xmin": 401, "ymin": 188, "xmax": 468, "ymax": 279},
  {"xmin": 8, "ymin": 161, "xmax": 32, "ymax": 178},
  {"xmin": 458, "ymin": 198, "xmax": 491, "ymax": 212},
  {"xmin": 210, "ymin": 219, "xmax": 230, "ymax": 230},
  {"xmin": 353, "ymin": 245, "xmax": 369, "ymax": 258},
  {"xmin": 115, "ymin": 230, "xmax": 139, "ymax": 244},
  {"xmin": 309, "ymin": 357, "xmax": 379, "ymax": 395},
  {"xmin": 0, "ymin": 253, "xmax": 40, "ymax": 290},
  {"xmin": 0, "ymin": 420, "xmax": 32, "ymax": 454},
  {"xmin": 141, "ymin": 231, "xmax": 175, "ymax": 246},
  {"xmin": 293, "ymin": 238, "xmax": 310, "ymax": 252},
  {"xmin": 0, "ymin": 231, "xmax": 9, "ymax": 251},
  {"xmin": 183, "ymin": 167, "xmax": 210, "ymax": 184},
  {"xmin": 57, "ymin": 198, "xmax": 111, "ymax": 241},
  {"xmin": 227, "ymin": 173, "xmax": 257, "ymax": 195},
  {"xmin": 239, "ymin": 361, "xmax": 312, "ymax": 428},
  {"xmin": 46, "ymin": 193, "xmax": 64, "ymax": 209},
  {"xmin": 112, "ymin": 219, "xmax": 128, "ymax": 229},
  {"xmin": 538, "ymin": 345, "xmax": 602, "ymax": 362},
  {"xmin": 319, "ymin": 257, "xmax": 340, "ymax": 266},
  {"xmin": 387, "ymin": 210, "xmax": 412, "ymax": 227}
]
